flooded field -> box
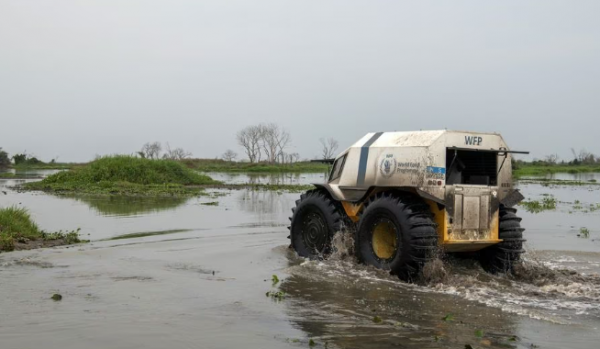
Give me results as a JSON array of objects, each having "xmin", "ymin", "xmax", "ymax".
[{"xmin": 1, "ymin": 172, "xmax": 599, "ymax": 349}]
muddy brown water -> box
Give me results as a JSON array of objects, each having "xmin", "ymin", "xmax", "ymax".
[{"xmin": 1, "ymin": 172, "xmax": 599, "ymax": 349}]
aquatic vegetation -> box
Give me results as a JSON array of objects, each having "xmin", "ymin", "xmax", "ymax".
[
  {"xmin": 23, "ymin": 155, "xmax": 219, "ymax": 196},
  {"xmin": 51, "ymin": 294, "xmax": 62, "ymax": 301},
  {"xmin": 245, "ymin": 183, "xmax": 315, "ymax": 193},
  {"xmin": 516, "ymin": 178, "xmax": 600, "ymax": 186},
  {"xmin": 0, "ymin": 206, "xmax": 84, "ymax": 252},
  {"xmin": 271, "ymin": 274, "xmax": 280, "ymax": 286},
  {"xmin": 567, "ymin": 201, "xmax": 600, "ymax": 212},
  {"xmin": 373, "ymin": 316, "xmax": 383, "ymax": 323},
  {"xmin": 474, "ymin": 329, "xmax": 484, "ymax": 338},
  {"xmin": 39, "ymin": 155, "xmax": 216, "ymax": 185},
  {"xmin": 520, "ymin": 197, "xmax": 557, "ymax": 213},
  {"xmin": 308, "ymin": 339, "xmax": 316, "ymax": 347},
  {"xmin": 200, "ymin": 201, "xmax": 219, "ymax": 206},
  {"xmin": 265, "ymin": 290, "xmax": 286, "ymax": 300},
  {"xmin": 42, "ymin": 228, "xmax": 84, "ymax": 244},
  {"xmin": 579, "ymin": 227, "xmax": 590, "ymax": 238}
]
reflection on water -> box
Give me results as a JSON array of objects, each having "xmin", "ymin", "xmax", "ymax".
[
  {"xmin": 206, "ymin": 172, "xmax": 326, "ymax": 185},
  {"xmin": 237, "ymin": 190, "xmax": 290, "ymax": 215},
  {"xmin": 0, "ymin": 168, "xmax": 63, "ymax": 178},
  {"xmin": 69, "ymin": 195, "xmax": 189, "ymax": 217}
]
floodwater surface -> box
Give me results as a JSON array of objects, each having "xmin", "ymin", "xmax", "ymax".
[{"xmin": 0, "ymin": 172, "xmax": 599, "ymax": 349}]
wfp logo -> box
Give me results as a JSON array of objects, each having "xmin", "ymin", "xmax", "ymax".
[
  {"xmin": 379, "ymin": 155, "xmax": 397, "ymax": 178},
  {"xmin": 465, "ymin": 135, "xmax": 483, "ymax": 146}
]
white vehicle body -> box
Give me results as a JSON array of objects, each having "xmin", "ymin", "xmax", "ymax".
[{"xmin": 318, "ymin": 130, "xmax": 523, "ymax": 252}]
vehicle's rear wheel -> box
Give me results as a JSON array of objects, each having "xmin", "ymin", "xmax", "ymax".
[
  {"xmin": 479, "ymin": 206, "xmax": 526, "ymax": 273},
  {"xmin": 356, "ymin": 192, "xmax": 438, "ymax": 281},
  {"xmin": 289, "ymin": 189, "xmax": 344, "ymax": 259}
]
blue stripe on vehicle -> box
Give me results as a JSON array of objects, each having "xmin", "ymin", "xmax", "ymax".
[{"xmin": 357, "ymin": 132, "xmax": 384, "ymax": 185}]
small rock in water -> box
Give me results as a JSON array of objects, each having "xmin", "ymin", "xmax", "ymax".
[{"xmin": 51, "ymin": 294, "xmax": 62, "ymax": 301}]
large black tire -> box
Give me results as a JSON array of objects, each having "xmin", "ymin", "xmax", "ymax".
[
  {"xmin": 479, "ymin": 206, "xmax": 526, "ymax": 273},
  {"xmin": 356, "ymin": 192, "xmax": 438, "ymax": 281},
  {"xmin": 289, "ymin": 189, "xmax": 344, "ymax": 259}
]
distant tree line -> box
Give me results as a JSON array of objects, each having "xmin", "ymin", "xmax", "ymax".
[
  {"xmin": 235, "ymin": 123, "xmax": 297, "ymax": 164},
  {"xmin": 518, "ymin": 148, "xmax": 600, "ymax": 166},
  {"xmin": 0, "ymin": 148, "xmax": 51, "ymax": 169},
  {"xmin": 233, "ymin": 123, "xmax": 339, "ymax": 164}
]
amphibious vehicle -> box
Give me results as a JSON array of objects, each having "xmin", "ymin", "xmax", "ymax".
[{"xmin": 289, "ymin": 130, "xmax": 527, "ymax": 280}]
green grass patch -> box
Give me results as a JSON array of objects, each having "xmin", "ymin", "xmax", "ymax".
[
  {"xmin": 514, "ymin": 163, "xmax": 600, "ymax": 177},
  {"xmin": 181, "ymin": 158, "xmax": 330, "ymax": 173},
  {"xmin": 0, "ymin": 206, "xmax": 84, "ymax": 251},
  {"xmin": 23, "ymin": 155, "xmax": 219, "ymax": 196},
  {"xmin": 0, "ymin": 173, "xmax": 17, "ymax": 179}
]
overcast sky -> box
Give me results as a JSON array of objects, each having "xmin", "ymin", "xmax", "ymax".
[{"xmin": 1, "ymin": 1, "xmax": 599, "ymax": 162}]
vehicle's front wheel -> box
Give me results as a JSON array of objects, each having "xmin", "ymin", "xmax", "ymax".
[
  {"xmin": 356, "ymin": 192, "xmax": 438, "ymax": 281},
  {"xmin": 289, "ymin": 189, "xmax": 344, "ymax": 259}
]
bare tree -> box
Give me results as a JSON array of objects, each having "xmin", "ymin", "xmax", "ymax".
[
  {"xmin": 320, "ymin": 137, "xmax": 339, "ymax": 159},
  {"xmin": 259, "ymin": 123, "xmax": 277, "ymax": 163},
  {"xmin": 285, "ymin": 152, "xmax": 300, "ymax": 164},
  {"xmin": 222, "ymin": 149, "xmax": 237, "ymax": 162},
  {"xmin": 253, "ymin": 123, "xmax": 292, "ymax": 164},
  {"xmin": 237, "ymin": 123, "xmax": 291, "ymax": 163},
  {"xmin": 140, "ymin": 142, "xmax": 162, "ymax": 159},
  {"xmin": 275, "ymin": 127, "xmax": 291, "ymax": 164},
  {"xmin": 237, "ymin": 125, "xmax": 262, "ymax": 163},
  {"xmin": 572, "ymin": 148, "xmax": 595, "ymax": 164},
  {"xmin": 162, "ymin": 143, "xmax": 192, "ymax": 160},
  {"xmin": 257, "ymin": 124, "xmax": 277, "ymax": 163},
  {"xmin": 544, "ymin": 154, "xmax": 559, "ymax": 164}
]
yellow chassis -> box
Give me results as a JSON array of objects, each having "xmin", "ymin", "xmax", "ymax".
[{"xmin": 341, "ymin": 199, "xmax": 501, "ymax": 253}]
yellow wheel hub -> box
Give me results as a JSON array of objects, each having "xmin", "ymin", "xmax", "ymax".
[{"xmin": 372, "ymin": 220, "xmax": 397, "ymax": 260}]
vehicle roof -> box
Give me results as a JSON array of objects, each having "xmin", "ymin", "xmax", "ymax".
[{"xmin": 350, "ymin": 130, "xmax": 501, "ymax": 148}]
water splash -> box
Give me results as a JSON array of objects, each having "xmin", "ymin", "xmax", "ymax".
[
  {"xmin": 289, "ymin": 239, "xmax": 600, "ymax": 323},
  {"xmin": 329, "ymin": 230, "xmax": 355, "ymax": 261}
]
